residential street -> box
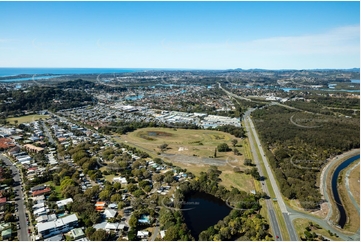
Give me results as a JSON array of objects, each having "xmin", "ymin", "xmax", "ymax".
[
  {"xmin": 41, "ymin": 120, "xmax": 55, "ymax": 145},
  {"xmin": 0, "ymin": 154, "xmax": 30, "ymax": 241}
]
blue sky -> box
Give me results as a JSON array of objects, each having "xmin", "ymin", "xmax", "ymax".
[{"xmin": 0, "ymin": 1, "xmax": 359, "ymax": 69}]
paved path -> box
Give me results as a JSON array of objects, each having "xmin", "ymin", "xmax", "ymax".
[{"xmin": 149, "ymin": 220, "xmax": 160, "ymax": 241}]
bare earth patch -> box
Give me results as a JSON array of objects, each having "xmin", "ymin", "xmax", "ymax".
[{"xmin": 161, "ymin": 153, "xmax": 227, "ymax": 166}]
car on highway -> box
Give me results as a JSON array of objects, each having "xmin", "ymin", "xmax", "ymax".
[{"xmin": 276, "ymin": 235, "xmax": 279, "ymax": 239}]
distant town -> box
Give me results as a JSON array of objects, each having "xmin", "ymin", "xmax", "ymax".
[{"xmin": 0, "ymin": 69, "xmax": 359, "ymax": 241}]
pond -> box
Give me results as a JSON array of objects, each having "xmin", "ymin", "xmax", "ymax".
[{"xmin": 183, "ymin": 191, "xmax": 231, "ymax": 240}]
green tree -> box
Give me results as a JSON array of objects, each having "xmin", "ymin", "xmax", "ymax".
[
  {"xmin": 217, "ymin": 143, "xmax": 230, "ymax": 152},
  {"xmin": 110, "ymin": 194, "xmax": 122, "ymax": 203},
  {"xmin": 99, "ymin": 190, "xmax": 111, "ymax": 201},
  {"xmin": 128, "ymin": 228, "xmax": 137, "ymax": 241},
  {"xmin": 233, "ymin": 148, "xmax": 241, "ymax": 156},
  {"xmin": 90, "ymin": 229, "xmax": 108, "ymax": 241},
  {"xmin": 159, "ymin": 143, "xmax": 168, "ymax": 152},
  {"xmin": 231, "ymin": 139, "xmax": 238, "ymax": 147},
  {"xmin": 244, "ymin": 159, "xmax": 252, "ymax": 166},
  {"xmin": 129, "ymin": 215, "xmax": 138, "ymax": 228},
  {"xmin": 85, "ymin": 227, "xmax": 95, "ymax": 238}
]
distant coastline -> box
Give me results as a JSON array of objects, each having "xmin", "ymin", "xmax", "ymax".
[{"xmin": 0, "ymin": 68, "xmax": 147, "ymax": 77}]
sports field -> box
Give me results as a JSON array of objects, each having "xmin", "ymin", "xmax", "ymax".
[{"xmin": 6, "ymin": 114, "xmax": 50, "ymax": 124}]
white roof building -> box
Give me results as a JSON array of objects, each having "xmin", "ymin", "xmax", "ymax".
[
  {"xmin": 37, "ymin": 214, "xmax": 78, "ymax": 239},
  {"xmin": 56, "ymin": 198, "xmax": 73, "ymax": 208},
  {"xmin": 137, "ymin": 230, "xmax": 149, "ymax": 238},
  {"xmin": 112, "ymin": 177, "xmax": 127, "ymax": 184},
  {"xmin": 103, "ymin": 209, "xmax": 117, "ymax": 218}
]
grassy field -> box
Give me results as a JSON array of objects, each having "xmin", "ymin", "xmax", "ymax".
[
  {"xmin": 114, "ymin": 127, "xmax": 257, "ymax": 194},
  {"xmin": 121, "ymin": 127, "xmax": 244, "ymax": 160},
  {"xmin": 43, "ymin": 181, "xmax": 63, "ymax": 200},
  {"xmin": 293, "ymin": 218, "xmax": 342, "ymax": 241},
  {"xmin": 219, "ymin": 171, "xmax": 255, "ymax": 193},
  {"xmin": 6, "ymin": 114, "xmax": 49, "ymax": 124},
  {"xmin": 349, "ymin": 163, "xmax": 360, "ymax": 206}
]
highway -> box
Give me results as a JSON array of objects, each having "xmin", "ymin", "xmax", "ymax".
[
  {"xmin": 244, "ymin": 118, "xmax": 283, "ymax": 240},
  {"xmin": 217, "ymin": 82, "xmax": 253, "ymax": 102},
  {"xmin": 0, "ymin": 154, "xmax": 30, "ymax": 241},
  {"xmin": 220, "ymin": 83, "xmax": 359, "ymax": 240},
  {"xmin": 243, "ymin": 110, "xmax": 298, "ymax": 241}
]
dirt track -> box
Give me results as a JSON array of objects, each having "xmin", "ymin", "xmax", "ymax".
[{"xmin": 160, "ymin": 153, "xmax": 227, "ymax": 166}]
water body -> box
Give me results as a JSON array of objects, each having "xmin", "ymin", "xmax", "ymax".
[
  {"xmin": 350, "ymin": 79, "xmax": 360, "ymax": 83},
  {"xmin": 0, "ymin": 68, "xmax": 145, "ymax": 77},
  {"xmin": 0, "ymin": 75, "xmax": 64, "ymax": 82},
  {"xmin": 183, "ymin": 191, "xmax": 231, "ymax": 240},
  {"xmin": 331, "ymin": 154, "xmax": 360, "ymax": 228}
]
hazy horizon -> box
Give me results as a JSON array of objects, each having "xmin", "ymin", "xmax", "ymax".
[{"xmin": 1, "ymin": 1, "xmax": 359, "ymax": 69}]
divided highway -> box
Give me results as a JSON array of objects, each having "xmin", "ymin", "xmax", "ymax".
[
  {"xmin": 244, "ymin": 114, "xmax": 283, "ymax": 240},
  {"xmin": 243, "ymin": 110, "xmax": 298, "ymax": 241}
]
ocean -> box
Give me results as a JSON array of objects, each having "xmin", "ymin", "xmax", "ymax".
[{"xmin": 0, "ymin": 68, "xmax": 146, "ymax": 77}]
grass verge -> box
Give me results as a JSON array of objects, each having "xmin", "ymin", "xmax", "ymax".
[
  {"xmin": 6, "ymin": 114, "xmax": 49, "ymax": 124},
  {"xmin": 245, "ymin": 121, "xmax": 289, "ymax": 240},
  {"xmin": 293, "ymin": 218, "xmax": 343, "ymax": 241},
  {"xmin": 348, "ymin": 162, "xmax": 360, "ymax": 207}
]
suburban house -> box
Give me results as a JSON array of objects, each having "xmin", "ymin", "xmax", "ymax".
[
  {"xmin": 103, "ymin": 208, "xmax": 117, "ymax": 219},
  {"xmin": 70, "ymin": 228, "xmax": 85, "ymax": 240},
  {"xmin": 95, "ymin": 201, "xmax": 106, "ymax": 211},
  {"xmin": 112, "ymin": 176, "xmax": 127, "ymax": 184},
  {"xmin": 32, "ymin": 187, "xmax": 51, "ymax": 197},
  {"xmin": 0, "ymin": 138, "xmax": 15, "ymax": 150},
  {"xmin": 104, "ymin": 222, "xmax": 125, "ymax": 231},
  {"xmin": 56, "ymin": 198, "xmax": 73, "ymax": 209},
  {"xmin": 0, "ymin": 197, "xmax": 6, "ymax": 211},
  {"xmin": 43, "ymin": 234, "xmax": 64, "ymax": 241},
  {"xmin": 137, "ymin": 230, "xmax": 149, "ymax": 239},
  {"xmin": 1, "ymin": 228, "xmax": 11, "ymax": 240},
  {"xmin": 24, "ymin": 144, "xmax": 44, "ymax": 153},
  {"xmin": 8, "ymin": 146, "xmax": 21, "ymax": 156}
]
